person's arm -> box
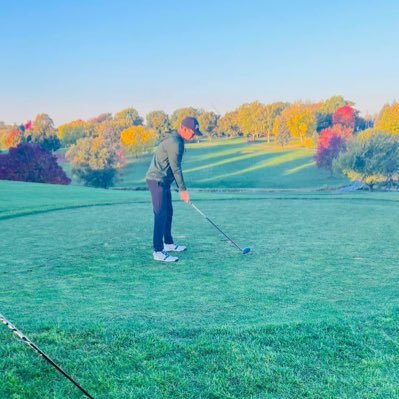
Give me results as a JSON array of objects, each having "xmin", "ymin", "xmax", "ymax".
[{"xmin": 166, "ymin": 139, "xmax": 187, "ymax": 192}]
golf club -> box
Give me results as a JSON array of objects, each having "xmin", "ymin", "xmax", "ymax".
[
  {"xmin": 190, "ymin": 202, "xmax": 251, "ymax": 254},
  {"xmin": 0, "ymin": 313, "xmax": 95, "ymax": 399}
]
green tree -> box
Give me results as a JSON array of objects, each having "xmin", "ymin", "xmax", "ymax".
[
  {"xmin": 320, "ymin": 95, "xmax": 353, "ymax": 114},
  {"xmin": 30, "ymin": 114, "xmax": 60, "ymax": 151},
  {"xmin": 113, "ymin": 107, "xmax": 143, "ymax": 131},
  {"xmin": 197, "ymin": 111, "xmax": 219, "ymax": 139},
  {"xmin": 334, "ymin": 131, "xmax": 399, "ymax": 190},
  {"xmin": 57, "ymin": 120, "xmax": 88, "ymax": 146}
]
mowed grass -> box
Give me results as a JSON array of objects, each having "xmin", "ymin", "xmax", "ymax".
[
  {"xmin": 1, "ymin": 181, "xmax": 399, "ymax": 398},
  {"xmin": 57, "ymin": 138, "xmax": 349, "ymax": 189}
]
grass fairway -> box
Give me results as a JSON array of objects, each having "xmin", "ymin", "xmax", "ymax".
[
  {"xmin": 64, "ymin": 138, "xmax": 348, "ymax": 190},
  {"xmin": 1, "ymin": 180, "xmax": 399, "ymax": 398}
]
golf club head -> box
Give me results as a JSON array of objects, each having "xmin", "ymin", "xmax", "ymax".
[{"xmin": 242, "ymin": 247, "xmax": 251, "ymax": 255}]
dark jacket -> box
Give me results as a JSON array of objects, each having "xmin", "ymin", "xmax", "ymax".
[{"xmin": 145, "ymin": 130, "xmax": 186, "ymax": 190}]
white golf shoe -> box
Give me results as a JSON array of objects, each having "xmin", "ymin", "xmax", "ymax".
[
  {"xmin": 163, "ymin": 243, "xmax": 187, "ymax": 252},
  {"xmin": 153, "ymin": 250, "xmax": 178, "ymax": 262}
]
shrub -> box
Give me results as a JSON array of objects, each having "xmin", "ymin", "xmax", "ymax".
[
  {"xmin": 334, "ymin": 131, "xmax": 399, "ymax": 190},
  {"xmin": 0, "ymin": 143, "xmax": 71, "ymax": 184}
]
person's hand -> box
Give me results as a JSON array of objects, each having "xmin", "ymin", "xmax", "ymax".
[{"xmin": 179, "ymin": 190, "xmax": 190, "ymax": 203}]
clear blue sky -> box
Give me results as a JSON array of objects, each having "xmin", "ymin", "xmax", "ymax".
[{"xmin": 1, "ymin": 0, "xmax": 398, "ymax": 125}]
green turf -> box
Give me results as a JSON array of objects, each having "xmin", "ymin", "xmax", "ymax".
[
  {"xmin": 58, "ymin": 138, "xmax": 349, "ymax": 189},
  {"xmin": 1, "ymin": 181, "xmax": 398, "ymax": 398}
]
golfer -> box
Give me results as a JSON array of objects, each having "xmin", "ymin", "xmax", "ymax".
[{"xmin": 146, "ymin": 116, "xmax": 202, "ymax": 262}]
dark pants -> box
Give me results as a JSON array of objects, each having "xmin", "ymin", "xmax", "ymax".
[{"xmin": 147, "ymin": 179, "xmax": 174, "ymax": 251}]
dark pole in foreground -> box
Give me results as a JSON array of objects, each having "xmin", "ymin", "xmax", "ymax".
[
  {"xmin": 0, "ymin": 313, "xmax": 95, "ymax": 399},
  {"xmin": 190, "ymin": 202, "xmax": 251, "ymax": 254}
]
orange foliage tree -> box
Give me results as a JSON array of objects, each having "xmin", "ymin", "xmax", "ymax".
[{"xmin": 120, "ymin": 125, "xmax": 157, "ymax": 157}]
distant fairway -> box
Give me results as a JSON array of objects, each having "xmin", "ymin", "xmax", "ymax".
[
  {"xmin": 59, "ymin": 138, "xmax": 349, "ymax": 190},
  {"xmin": 1, "ymin": 180, "xmax": 398, "ymax": 398}
]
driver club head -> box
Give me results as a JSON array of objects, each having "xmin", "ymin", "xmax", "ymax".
[{"xmin": 242, "ymin": 247, "xmax": 251, "ymax": 255}]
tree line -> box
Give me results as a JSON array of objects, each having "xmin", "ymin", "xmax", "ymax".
[
  {"xmin": 1, "ymin": 96, "xmax": 399, "ymax": 189},
  {"xmin": 314, "ymin": 102, "xmax": 399, "ymax": 190}
]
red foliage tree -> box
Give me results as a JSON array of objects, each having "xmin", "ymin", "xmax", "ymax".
[
  {"xmin": 333, "ymin": 106, "xmax": 356, "ymax": 130},
  {"xmin": 25, "ymin": 120, "xmax": 32, "ymax": 130},
  {"xmin": 314, "ymin": 125, "xmax": 352, "ymax": 172},
  {"xmin": 0, "ymin": 143, "xmax": 71, "ymax": 184},
  {"xmin": 5, "ymin": 120, "xmax": 33, "ymax": 149}
]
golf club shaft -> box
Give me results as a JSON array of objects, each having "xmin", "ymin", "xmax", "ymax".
[
  {"xmin": 0, "ymin": 314, "xmax": 95, "ymax": 399},
  {"xmin": 190, "ymin": 202, "xmax": 243, "ymax": 251}
]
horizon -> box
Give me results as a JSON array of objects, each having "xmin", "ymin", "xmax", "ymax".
[{"xmin": 1, "ymin": 0, "xmax": 398, "ymax": 126}]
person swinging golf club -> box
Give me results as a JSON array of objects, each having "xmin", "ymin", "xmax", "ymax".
[{"xmin": 146, "ymin": 116, "xmax": 202, "ymax": 262}]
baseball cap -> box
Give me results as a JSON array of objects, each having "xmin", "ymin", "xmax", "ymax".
[{"xmin": 181, "ymin": 117, "xmax": 203, "ymax": 136}]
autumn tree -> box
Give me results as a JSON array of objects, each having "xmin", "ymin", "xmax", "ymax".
[
  {"xmin": 0, "ymin": 143, "xmax": 70, "ymax": 184},
  {"xmin": 375, "ymin": 102, "xmax": 399, "ymax": 134},
  {"xmin": 314, "ymin": 125, "xmax": 352, "ymax": 173},
  {"xmin": 215, "ymin": 111, "xmax": 240, "ymax": 137},
  {"xmin": 146, "ymin": 111, "xmax": 171, "ymax": 134},
  {"xmin": 29, "ymin": 114, "xmax": 60, "ymax": 151},
  {"xmin": 272, "ymin": 115, "xmax": 291, "ymax": 147},
  {"xmin": 66, "ymin": 134, "xmax": 125, "ymax": 188},
  {"xmin": 57, "ymin": 120, "xmax": 88, "ymax": 146},
  {"xmin": 6, "ymin": 128, "xmax": 22, "ymax": 148},
  {"xmin": 170, "ymin": 107, "xmax": 201, "ymax": 130},
  {"xmin": 120, "ymin": 125, "xmax": 157, "ymax": 157},
  {"xmin": 316, "ymin": 96, "xmax": 354, "ymax": 132},
  {"xmin": 0, "ymin": 132, "xmax": 7, "ymax": 151},
  {"xmin": 88, "ymin": 113, "xmax": 113, "ymax": 125},
  {"xmin": 235, "ymin": 101, "xmax": 268, "ymax": 140},
  {"xmin": 4, "ymin": 121, "xmax": 33, "ymax": 149},
  {"xmin": 333, "ymin": 106, "xmax": 356, "ymax": 131},
  {"xmin": 113, "ymin": 107, "xmax": 143, "ymax": 131},
  {"xmin": 263, "ymin": 102, "xmax": 288, "ymax": 142},
  {"xmin": 281, "ymin": 102, "xmax": 316, "ymax": 146},
  {"xmin": 320, "ymin": 96, "xmax": 353, "ymax": 114}
]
